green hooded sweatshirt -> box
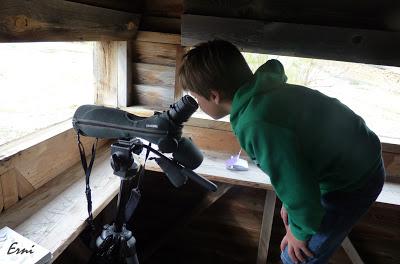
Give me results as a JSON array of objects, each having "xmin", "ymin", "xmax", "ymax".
[{"xmin": 230, "ymin": 59, "xmax": 381, "ymax": 241}]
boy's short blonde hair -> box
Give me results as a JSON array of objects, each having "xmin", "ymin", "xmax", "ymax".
[{"xmin": 178, "ymin": 39, "xmax": 253, "ymax": 101}]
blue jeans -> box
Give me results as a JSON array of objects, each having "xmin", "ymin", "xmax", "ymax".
[{"xmin": 281, "ymin": 159, "xmax": 385, "ymax": 264}]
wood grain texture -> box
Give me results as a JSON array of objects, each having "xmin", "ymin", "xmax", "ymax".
[
  {"xmin": 15, "ymin": 168, "xmax": 34, "ymax": 199},
  {"xmin": 0, "ymin": 127, "xmax": 108, "ymax": 210},
  {"xmin": 0, "ymin": 180, "xmax": 3, "ymax": 212},
  {"xmin": 342, "ymin": 237, "xmax": 365, "ymax": 264},
  {"xmin": 117, "ymin": 41, "xmax": 133, "ymax": 107},
  {"xmin": 133, "ymin": 41, "xmax": 177, "ymax": 66},
  {"xmin": 138, "ymin": 149, "xmax": 273, "ymax": 190},
  {"xmin": 135, "ymin": 84, "xmax": 175, "ymax": 109},
  {"xmin": 94, "ymin": 41, "xmax": 118, "ymax": 106},
  {"xmin": 0, "ymin": 169, "xmax": 19, "ymax": 209},
  {"xmin": 182, "ymin": 14, "xmax": 400, "ymax": 67},
  {"xmin": 174, "ymin": 45, "xmax": 186, "ymax": 100},
  {"xmin": 135, "ymin": 62, "xmax": 176, "ymax": 87},
  {"xmin": 184, "ymin": 0, "xmax": 400, "ymax": 31},
  {"xmin": 140, "ymin": 16, "xmax": 181, "ymax": 34},
  {"xmin": 0, "ymin": 147, "xmax": 120, "ymax": 260},
  {"xmin": 182, "ymin": 125, "xmax": 241, "ymax": 154},
  {"xmin": 0, "ymin": 0, "xmax": 139, "ymax": 42},
  {"xmin": 257, "ymin": 190, "xmax": 276, "ymax": 264},
  {"xmin": 136, "ymin": 31, "xmax": 181, "ymax": 45},
  {"xmin": 66, "ymin": 0, "xmax": 142, "ymax": 13},
  {"xmin": 143, "ymin": 0, "xmax": 183, "ymax": 18}
]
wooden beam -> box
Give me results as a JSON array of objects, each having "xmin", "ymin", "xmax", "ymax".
[
  {"xmin": 0, "ymin": 0, "xmax": 140, "ymax": 42},
  {"xmin": 15, "ymin": 168, "xmax": 35, "ymax": 199},
  {"xmin": 135, "ymin": 62, "xmax": 176, "ymax": 87},
  {"xmin": 182, "ymin": 14, "xmax": 400, "ymax": 67},
  {"xmin": 135, "ymin": 84, "xmax": 174, "ymax": 109},
  {"xmin": 0, "ymin": 180, "xmax": 3, "ymax": 212},
  {"xmin": 342, "ymin": 237, "xmax": 365, "ymax": 264},
  {"xmin": 140, "ymin": 16, "xmax": 181, "ymax": 34},
  {"xmin": 257, "ymin": 190, "xmax": 276, "ymax": 264},
  {"xmin": 117, "ymin": 41, "xmax": 133, "ymax": 107},
  {"xmin": 184, "ymin": 0, "xmax": 400, "ymax": 31},
  {"xmin": 174, "ymin": 45, "xmax": 186, "ymax": 100},
  {"xmin": 133, "ymin": 41, "xmax": 178, "ymax": 66},
  {"xmin": 143, "ymin": 183, "xmax": 233, "ymax": 261},
  {"xmin": 136, "ymin": 31, "xmax": 181, "ymax": 45},
  {"xmin": 0, "ymin": 169, "xmax": 19, "ymax": 209},
  {"xmin": 0, "ymin": 147, "xmax": 120, "ymax": 260},
  {"xmin": 94, "ymin": 42, "xmax": 117, "ymax": 106}
]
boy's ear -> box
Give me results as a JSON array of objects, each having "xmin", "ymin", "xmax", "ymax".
[{"xmin": 210, "ymin": 90, "xmax": 221, "ymax": 104}]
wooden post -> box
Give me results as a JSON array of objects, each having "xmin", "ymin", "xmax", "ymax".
[
  {"xmin": 0, "ymin": 0, "xmax": 139, "ymax": 42},
  {"xmin": 95, "ymin": 41, "xmax": 133, "ymax": 107},
  {"xmin": 117, "ymin": 41, "xmax": 133, "ymax": 107},
  {"xmin": 174, "ymin": 45, "xmax": 186, "ymax": 100},
  {"xmin": 342, "ymin": 236, "xmax": 364, "ymax": 264},
  {"xmin": 257, "ymin": 190, "xmax": 277, "ymax": 264}
]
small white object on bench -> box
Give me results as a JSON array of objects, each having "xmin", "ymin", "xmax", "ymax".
[{"xmin": 225, "ymin": 149, "xmax": 249, "ymax": 171}]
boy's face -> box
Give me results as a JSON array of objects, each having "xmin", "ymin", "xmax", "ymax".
[{"xmin": 189, "ymin": 91, "xmax": 229, "ymax": 120}]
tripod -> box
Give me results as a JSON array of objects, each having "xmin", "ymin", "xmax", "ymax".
[
  {"xmin": 93, "ymin": 139, "xmax": 144, "ymax": 264},
  {"xmin": 85, "ymin": 136, "xmax": 217, "ymax": 263}
]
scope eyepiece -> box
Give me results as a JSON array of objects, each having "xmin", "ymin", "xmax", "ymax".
[{"xmin": 168, "ymin": 95, "xmax": 198, "ymax": 125}]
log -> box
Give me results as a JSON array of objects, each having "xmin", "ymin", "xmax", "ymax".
[
  {"xmin": 182, "ymin": 14, "xmax": 400, "ymax": 67},
  {"xmin": 0, "ymin": 0, "xmax": 139, "ymax": 42}
]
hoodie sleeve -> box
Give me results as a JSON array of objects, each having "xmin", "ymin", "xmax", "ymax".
[{"xmin": 237, "ymin": 121, "xmax": 324, "ymax": 241}]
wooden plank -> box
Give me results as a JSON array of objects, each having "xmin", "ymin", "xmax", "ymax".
[
  {"xmin": 66, "ymin": 0, "xmax": 142, "ymax": 13},
  {"xmin": 342, "ymin": 237, "xmax": 365, "ymax": 264},
  {"xmin": 143, "ymin": 0, "xmax": 183, "ymax": 18},
  {"xmin": 0, "ymin": 121, "xmax": 71, "ymax": 167},
  {"xmin": 11, "ymin": 129, "xmax": 104, "ymax": 190},
  {"xmin": 385, "ymin": 153, "xmax": 400, "ymax": 178},
  {"xmin": 0, "ymin": 169, "xmax": 19, "ymax": 209},
  {"xmin": 181, "ymin": 14, "xmax": 400, "ymax": 67},
  {"xmin": 133, "ymin": 41, "xmax": 177, "ymax": 66},
  {"xmin": 117, "ymin": 41, "xmax": 133, "ymax": 107},
  {"xmin": 182, "ymin": 125, "xmax": 241, "ymax": 154},
  {"xmin": 15, "ymin": 168, "xmax": 35, "ymax": 199},
  {"xmin": 143, "ymin": 183, "xmax": 232, "ymax": 261},
  {"xmin": 382, "ymin": 141, "xmax": 400, "ymax": 154},
  {"xmin": 187, "ymin": 114, "xmax": 232, "ymax": 131},
  {"xmin": 174, "ymin": 45, "xmax": 186, "ymax": 100},
  {"xmin": 135, "ymin": 62, "xmax": 176, "ymax": 87},
  {"xmin": 0, "ymin": 147, "xmax": 120, "ymax": 260},
  {"xmin": 139, "ymin": 150, "xmax": 272, "ymax": 190},
  {"xmin": 0, "ymin": 0, "xmax": 139, "ymax": 42},
  {"xmin": 376, "ymin": 182, "xmax": 400, "ymax": 206},
  {"xmin": 95, "ymin": 40, "xmax": 133, "ymax": 107},
  {"xmin": 0, "ymin": 179, "xmax": 3, "ymax": 212},
  {"xmin": 257, "ymin": 190, "xmax": 276, "ymax": 264},
  {"xmin": 135, "ymin": 84, "xmax": 175, "ymax": 109},
  {"xmin": 136, "ymin": 31, "xmax": 181, "ymax": 45},
  {"xmin": 94, "ymin": 41, "xmax": 118, "ymax": 106},
  {"xmin": 140, "ymin": 16, "xmax": 181, "ymax": 34},
  {"xmin": 184, "ymin": 0, "xmax": 398, "ymax": 31}
]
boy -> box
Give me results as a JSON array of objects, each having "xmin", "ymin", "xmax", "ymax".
[{"xmin": 178, "ymin": 40, "xmax": 385, "ymax": 264}]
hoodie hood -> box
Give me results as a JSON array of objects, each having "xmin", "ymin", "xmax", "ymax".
[{"xmin": 230, "ymin": 59, "xmax": 287, "ymax": 127}]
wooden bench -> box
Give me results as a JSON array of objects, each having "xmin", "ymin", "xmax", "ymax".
[{"xmin": 0, "ymin": 145, "xmax": 398, "ymax": 263}]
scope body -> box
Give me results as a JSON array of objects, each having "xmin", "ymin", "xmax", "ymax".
[{"xmin": 73, "ymin": 95, "xmax": 198, "ymax": 153}]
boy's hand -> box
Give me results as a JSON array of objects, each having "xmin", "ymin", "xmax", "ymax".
[
  {"xmin": 280, "ymin": 206, "xmax": 313, "ymax": 263},
  {"xmin": 280, "ymin": 205, "xmax": 289, "ymax": 229}
]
